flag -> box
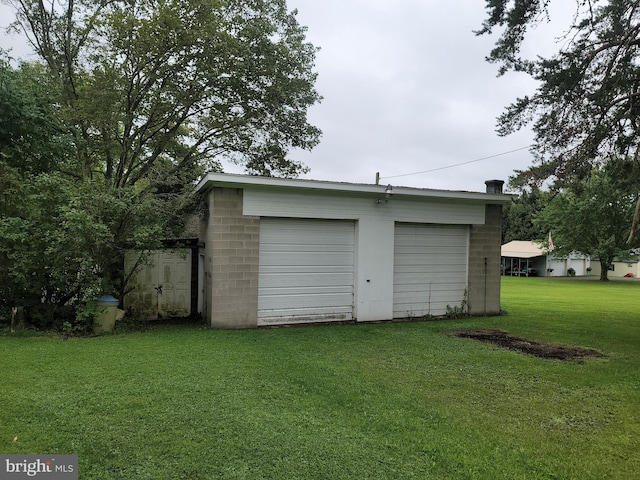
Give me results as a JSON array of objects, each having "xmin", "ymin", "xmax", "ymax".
[{"xmin": 548, "ymin": 232, "xmax": 554, "ymax": 252}]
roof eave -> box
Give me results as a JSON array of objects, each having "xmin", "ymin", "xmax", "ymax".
[{"xmin": 195, "ymin": 173, "xmax": 514, "ymax": 203}]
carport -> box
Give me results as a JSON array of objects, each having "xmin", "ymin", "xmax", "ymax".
[{"xmin": 501, "ymin": 241, "xmax": 545, "ymax": 277}]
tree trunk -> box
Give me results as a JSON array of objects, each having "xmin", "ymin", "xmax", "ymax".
[
  {"xmin": 599, "ymin": 260, "xmax": 609, "ymax": 281},
  {"xmin": 627, "ymin": 196, "xmax": 640, "ymax": 244},
  {"xmin": 10, "ymin": 306, "xmax": 25, "ymax": 331}
]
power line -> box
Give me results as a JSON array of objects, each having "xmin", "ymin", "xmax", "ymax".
[{"xmin": 379, "ymin": 145, "xmax": 531, "ymax": 181}]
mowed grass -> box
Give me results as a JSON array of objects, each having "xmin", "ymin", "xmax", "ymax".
[{"xmin": 1, "ymin": 277, "xmax": 639, "ymax": 479}]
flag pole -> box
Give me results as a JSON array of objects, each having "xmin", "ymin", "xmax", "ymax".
[
  {"xmin": 547, "ymin": 232, "xmax": 554, "ymax": 280},
  {"xmin": 547, "ymin": 252, "xmax": 549, "ymax": 280}
]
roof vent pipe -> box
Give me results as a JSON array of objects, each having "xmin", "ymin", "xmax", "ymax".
[{"xmin": 484, "ymin": 179, "xmax": 505, "ymax": 194}]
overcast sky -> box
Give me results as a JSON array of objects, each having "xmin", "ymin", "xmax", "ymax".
[
  {"xmin": 0, "ymin": 1, "xmax": 572, "ymax": 193},
  {"xmin": 281, "ymin": 0, "xmax": 533, "ymax": 192}
]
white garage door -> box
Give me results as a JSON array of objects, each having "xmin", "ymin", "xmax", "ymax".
[
  {"xmin": 567, "ymin": 257, "xmax": 586, "ymax": 276},
  {"xmin": 258, "ymin": 218, "xmax": 355, "ymax": 326},
  {"xmin": 393, "ymin": 223, "xmax": 469, "ymax": 318}
]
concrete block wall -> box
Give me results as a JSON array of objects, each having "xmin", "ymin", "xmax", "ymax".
[
  {"xmin": 203, "ymin": 187, "xmax": 260, "ymax": 328},
  {"xmin": 467, "ymin": 204, "xmax": 502, "ymax": 316}
]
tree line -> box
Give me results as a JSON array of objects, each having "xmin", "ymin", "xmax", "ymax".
[
  {"xmin": 502, "ymin": 160, "xmax": 640, "ymax": 280},
  {"xmin": 1, "ymin": 0, "xmax": 321, "ymax": 330},
  {"xmin": 481, "ymin": 1, "xmax": 640, "ymax": 279}
]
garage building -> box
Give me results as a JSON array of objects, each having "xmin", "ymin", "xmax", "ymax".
[{"xmin": 196, "ymin": 173, "xmax": 510, "ymax": 328}]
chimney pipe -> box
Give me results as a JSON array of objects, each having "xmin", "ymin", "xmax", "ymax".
[{"xmin": 485, "ymin": 179, "xmax": 505, "ymax": 194}]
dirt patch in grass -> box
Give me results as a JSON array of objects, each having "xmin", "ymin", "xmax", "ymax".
[{"xmin": 453, "ymin": 329, "xmax": 606, "ymax": 362}]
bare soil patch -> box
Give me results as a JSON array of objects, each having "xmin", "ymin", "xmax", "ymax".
[{"xmin": 453, "ymin": 329, "xmax": 606, "ymax": 362}]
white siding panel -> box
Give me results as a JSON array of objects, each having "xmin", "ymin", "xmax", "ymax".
[
  {"xmin": 244, "ymin": 189, "xmax": 485, "ymax": 225},
  {"xmin": 258, "ymin": 218, "xmax": 355, "ymax": 325},
  {"xmin": 393, "ymin": 223, "xmax": 468, "ymax": 318}
]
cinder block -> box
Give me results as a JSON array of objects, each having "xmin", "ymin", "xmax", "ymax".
[
  {"xmin": 203, "ymin": 187, "xmax": 260, "ymax": 328},
  {"xmin": 467, "ymin": 203, "xmax": 503, "ymax": 316}
]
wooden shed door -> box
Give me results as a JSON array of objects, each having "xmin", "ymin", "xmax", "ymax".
[
  {"xmin": 393, "ymin": 223, "xmax": 469, "ymax": 318},
  {"xmin": 257, "ymin": 218, "xmax": 355, "ymax": 326},
  {"xmin": 125, "ymin": 250, "xmax": 191, "ymax": 318}
]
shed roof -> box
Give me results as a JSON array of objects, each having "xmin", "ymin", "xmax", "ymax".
[
  {"xmin": 501, "ymin": 240, "xmax": 545, "ymax": 258},
  {"xmin": 195, "ymin": 173, "xmax": 513, "ymax": 203}
]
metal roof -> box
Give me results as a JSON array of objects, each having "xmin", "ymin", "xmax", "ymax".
[
  {"xmin": 501, "ymin": 240, "xmax": 545, "ymax": 258},
  {"xmin": 195, "ymin": 173, "xmax": 514, "ymax": 203}
]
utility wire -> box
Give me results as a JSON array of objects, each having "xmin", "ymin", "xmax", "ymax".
[{"xmin": 379, "ymin": 145, "xmax": 531, "ymax": 180}]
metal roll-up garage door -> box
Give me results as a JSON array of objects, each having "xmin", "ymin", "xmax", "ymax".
[
  {"xmin": 258, "ymin": 218, "xmax": 355, "ymax": 326},
  {"xmin": 393, "ymin": 223, "xmax": 469, "ymax": 318}
]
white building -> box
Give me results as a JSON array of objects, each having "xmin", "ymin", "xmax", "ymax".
[
  {"xmin": 125, "ymin": 174, "xmax": 512, "ymax": 327},
  {"xmin": 192, "ymin": 174, "xmax": 510, "ymax": 328},
  {"xmin": 501, "ymin": 240, "xmax": 591, "ymax": 277}
]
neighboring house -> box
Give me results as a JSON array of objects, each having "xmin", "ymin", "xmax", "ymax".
[
  {"xmin": 501, "ymin": 240, "xmax": 591, "ymax": 277},
  {"xmin": 190, "ymin": 173, "xmax": 511, "ymax": 328},
  {"xmin": 501, "ymin": 241, "xmax": 546, "ymax": 276},
  {"xmin": 588, "ymin": 256, "xmax": 640, "ymax": 279}
]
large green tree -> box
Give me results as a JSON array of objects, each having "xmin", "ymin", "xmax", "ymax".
[
  {"xmin": 8, "ymin": 0, "xmax": 321, "ymax": 182},
  {"xmin": 0, "ymin": 57, "xmax": 171, "ymax": 327},
  {"xmin": 1, "ymin": 0, "xmax": 321, "ymax": 327},
  {"xmin": 536, "ymin": 161, "xmax": 640, "ymax": 280},
  {"xmin": 1, "ymin": 56, "xmax": 88, "ymax": 326},
  {"xmin": 502, "ymin": 185, "xmax": 550, "ymax": 243},
  {"xmin": 0, "ymin": 57, "xmax": 70, "ymax": 175},
  {"xmin": 478, "ymin": 0, "xmax": 640, "ymax": 240}
]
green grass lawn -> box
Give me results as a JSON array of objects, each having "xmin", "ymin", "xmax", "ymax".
[{"xmin": 1, "ymin": 277, "xmax": 639, "ymax": 479}]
